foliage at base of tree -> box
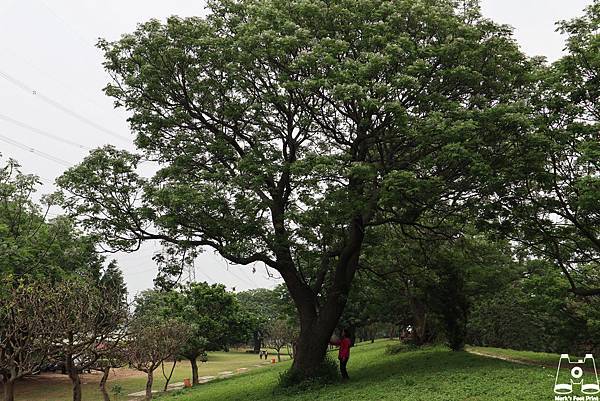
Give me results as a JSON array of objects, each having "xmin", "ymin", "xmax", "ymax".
[{"xmin": 277, "ymin": 355, "xmax": 339, "ymax": 390}]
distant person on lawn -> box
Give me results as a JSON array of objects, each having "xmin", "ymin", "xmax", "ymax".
[{"xmin": 330, "ymin": 328, "xmax": 352, "ymax": 380}]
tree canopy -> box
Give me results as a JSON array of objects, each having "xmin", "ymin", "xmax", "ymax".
[
  {"xmin": 57, "ymin": 0, "xmax": 536, "ymax": 377},
  {"xmin": 133, "ymin": 282, "xmax": 250, "ymax": 385},
  {"xmin": 484, "ymin": 1, "xmax": 600, "ymax": 296}
]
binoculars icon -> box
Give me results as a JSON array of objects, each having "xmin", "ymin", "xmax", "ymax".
[{"xmin": 554, "ymin": 354, "xmax": 600, "ymax": 395}]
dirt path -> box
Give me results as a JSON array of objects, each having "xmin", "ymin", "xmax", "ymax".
[
  {"xmin": 467, "ymin": 350, "xmax": 553, "ymax": 368},
  {"xmin": 13, "ymin": 367, "xmax": 144, "ymax": 387},
  {"xmin": 467, "ymin": 349, "xmax": 596, "ymax": 373}
]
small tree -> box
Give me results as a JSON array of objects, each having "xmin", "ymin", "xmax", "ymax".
[
  {"xmin": 130, "ymin": 284, "xmax": 249, "ymax": 387},
  {"xmin": 127, "ymin": 316, "xmax": 190, "ymax": 401},
  {"xmin": 160, "ymin": 356, "xmax": 178, "ymax": 392},
  {"xmin": 0, "ymin": 156, "xmax": 128, "ymax": 401},
  {"xmin": 0, "ymin": 280, "xmax": 59, "ymax": 401},
  {"xmin": 179, "ymin": 282, "xmax": 250, "ymax": 385},
  {"xmin": 265, "ymin": 319, "xmax": 297, "ymax": 362},
  {"xmin": 52, "ymin": 268, "xmax": 128, "ymax": 401},
  {"xmin": 93, "ymin": 342, "xmax": 129, "ymax": 401},
  {"xmin": 237, "ymin": 288, "xmax": 290, "ymax": 354}
]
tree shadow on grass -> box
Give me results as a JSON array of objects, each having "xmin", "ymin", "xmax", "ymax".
[{"xmin": 350, "ymin": 347, "xmax": 502, "ymax": 382}]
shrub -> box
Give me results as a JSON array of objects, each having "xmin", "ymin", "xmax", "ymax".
[
  {"xmin": 385, "ymin": 341, "xmax": 445, "ymax": 355},
  {"xmin": 277, "ymin": 356, "xmax": 339, "ymax": 390},
  {"xmin": 385, "ymin": 342, "xmax": 421, "ymax": 355}
]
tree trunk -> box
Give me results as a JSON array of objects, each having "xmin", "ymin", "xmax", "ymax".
[
  {"xmin": 190, "ymin": 357, "xmax": 199, "ymax": 386},
  {"xmin": 409, "ymin": 294, "xmax": 428, "ymax": 345},
  {"xmin": 253, "ymin": 330, "xmax": 262, "ymax": 353},
  {"xmin": 99, "ymin": 367, "xmax": 111, "ymax": 401},
  {"xmin": 66, "ymin": 356, "xmax": 82, "ymax": 401},
  {"xmin": 145, "ymin": 370, "xmax": 153, "ymax": 401},
  {"xmin": 3, "ymin": 379, "xmax": 15, "ymax": 401},
  {"xmin": 277, "ymin": 351, "xmax": 281, "ymax": 362},
  {"xmin": 272, "ymin": 191, "xmax": 366, "ymax": 380},
  {"xmin": 290, "ymin": 327, "xmax": 331, "ymax": 377},
  {"xmin": 388, "ymin": 325, "xmax": 395, "ymax": 339},
  {"xmin": 162, "ymin": 359, "xmax": 177, "ymax": 392},
  {"xmin": 285, "ymin": 241, "xmax": 363, "ymax": 378},
  {"xmin": 289, "ymin": 303, "xmax": 347, "ymax": 378}
]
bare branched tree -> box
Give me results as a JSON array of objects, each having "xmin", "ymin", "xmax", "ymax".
[
  {"xmin": 0, "ymin": 280, "xmax": 60, "ymax": 401},
  {"xmin": 127, "ymin": 317, "xmax": 191, "ymax": 401},
  {"xmin": 52, "ymin": 272, "xmax": 128, "ymax": 401},
  {"xmin": 265, "ymin": 319, "xmax": 298, "ymax": 362}
]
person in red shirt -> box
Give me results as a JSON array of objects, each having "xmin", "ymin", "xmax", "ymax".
[{"xmin": 330, "ymin": 328, "xmax": 352, "ymax": 380}]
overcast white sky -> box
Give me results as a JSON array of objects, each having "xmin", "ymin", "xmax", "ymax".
[{"xmin": 0, "ymin": 0, "xmax": 591, "ymax": 297}]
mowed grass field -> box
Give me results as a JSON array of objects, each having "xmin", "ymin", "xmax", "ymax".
[
  {"xmin": 161, "ymin": 340, "xmax": 564, "ymax": 401},
  {"xmin": 2, "ymin": 350, "xmax": 290, "ymax": 401}
]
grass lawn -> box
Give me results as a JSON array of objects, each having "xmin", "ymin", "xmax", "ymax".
[
  {"xmin": 4, "ymin": 350, "xmax": 290, "ymax": 401},
  {"xmin": 160, "ymin": 340, "xmax": 563, "ymax": 401},
  {"xmin": 466, "ymin": 346, "xmax": 574, "ymax": 367}
]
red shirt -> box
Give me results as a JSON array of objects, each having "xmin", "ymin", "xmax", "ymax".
[{"xmin": 330, "ymin": 337, "xmax": 352, "ymax": 360}]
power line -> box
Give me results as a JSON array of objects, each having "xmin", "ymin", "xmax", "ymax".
[
  {"xmin": 226, "ymin": 265, "xmax": 259, "ymax": 288},
  {"xmin": 197, "ymin": 270, "xmax": 216, "ymax": 283},
  {"xmin": 0, "ymin": 113, "xmax": 91, "ymax": 150},
  {"xmin": 126, "ymin": 267, "xmax": 157, "ymax": 277},
  {"xmin": 37, "ymin": 0, "xmax": 100, "ymax": 49},
  {"xmin": 0, "ymin": 132, "xmax": 72, "ymax": 167},
  {"xmin": 2, "ymin": 46, "xmax": 115, "ymax": 115},
  {"xmin": 38, "ymin": 176, "xmax": 54, "ymax": 185},
  {"xmin": 206, "ymin": 251, "xmax": 261, "ymax": 288},
  {"xmin": 0, "ymin": 67, "xmax": 131, "ymax": 143}
]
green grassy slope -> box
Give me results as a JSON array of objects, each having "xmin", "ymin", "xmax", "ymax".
[{"xmin": 161, "ymin": 340, "xmax": 560, "ymax": 401}]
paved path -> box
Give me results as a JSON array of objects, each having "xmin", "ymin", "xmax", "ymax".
[{"xmin": 127, "ymin": 361, "xmax": 273, "ymax": 397}]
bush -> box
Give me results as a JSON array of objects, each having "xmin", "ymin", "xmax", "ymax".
[
  {"xmin": 385, "ymin": 341, "xmax": 446, "ymax": 355},
  {"xmin": 385, "ymin": 342, "xmax": 423, "ymax": 355},
  {"xmin": 277, "ymin": 356, "xmax": 339, "ymax": 390},
  {"xmin": 111, "ymin": 384, "xmax": 123, "ymax": 401}
]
